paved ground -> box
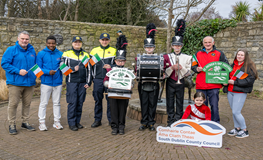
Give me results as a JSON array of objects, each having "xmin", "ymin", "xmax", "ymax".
[{"xmin": 0, "ymin": 90, "xmax": 262, "ymax": 160}]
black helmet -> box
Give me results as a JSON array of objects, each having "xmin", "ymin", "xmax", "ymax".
[
  {"xmin": 144, "ymin": 23, "xmax": 156, "ymax": 48},
  {"xmin": 116, "ymin": 35, "xmax": 128, "ymax": 60},
  {"xmin": 172, "ymin": 19, "xmax": 186, "ymax": 46}
]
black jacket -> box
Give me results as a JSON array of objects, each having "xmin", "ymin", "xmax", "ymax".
[
  {"xmin": 232, "ymin": 64, "xmax": 256, "ymax": 93},
  {"xmin": 61, "ymin": 48, "xmax": 92, "ymax": 85}
]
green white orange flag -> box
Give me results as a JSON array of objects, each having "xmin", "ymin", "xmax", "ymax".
[
  {"xmin": 89, "ymin": 53, "xmax": 101, "ymax": 66},
  {"xmin": 233, "ymin": 70, "xmax": 248, "ymax": 79},
  {"xmin": 192, "ymin": 55, "xmax": 199, "ymax": 66},
  {"xmin": 81, "ymin": 55, "xmax": 89, "ymax": 68},
  {"xmin": 59, "ymin": 63, "xmax": 72, "ymax": 76},
  {"xmin": 30, "ymin": 64, "xmax": 44, "ymax": 78}
]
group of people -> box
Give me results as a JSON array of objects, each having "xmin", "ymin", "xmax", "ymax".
[{"xmin": 1, "ymin": 20, "xmax": 258, "ymax": 139}]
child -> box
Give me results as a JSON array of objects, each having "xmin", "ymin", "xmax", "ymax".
[
  {"xmin": 103, "ymin": 35, "xmax": 130, "ymax": 135},
  {"xmin": 136, "ymin": 23, "xmax": 159, "ymax": 131},
  {"xmin": 181, "ymin": 92, "xmax": 211, "ymax": 121}
]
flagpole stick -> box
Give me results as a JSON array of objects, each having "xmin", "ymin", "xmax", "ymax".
[
  {"xmin": 55, "ymin": 67, "xmax": 60, "ymax": 72},
  {"xmin": 27, "ymin": 64, "xmax": 36, "ymax": 72}
]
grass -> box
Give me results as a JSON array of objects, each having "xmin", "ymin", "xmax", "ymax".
[{"xmin": 0, "ymin": 79, "xmax": 8, "ymax": 100}]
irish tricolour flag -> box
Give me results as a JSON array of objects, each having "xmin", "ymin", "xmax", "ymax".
[
  {"xmin": 192, "ymin": 55, "xmax": 200, "ymax": 67},
  {"xmin": 30, "ymin": 64, "xmax": 44, "ymax": 78},
  {"xmin": 89, "ymin": 53, "xmax": 101, "ymax": 66},
  {"xmin": 59, "ymin": 63, "xmax": 72, "ymax": 76},
  {"xmin": 81, "ymin": 55, "xmax": 89, "ymax": 68},
  {"xmin": 233, "ymin": 70, "xmax": 248, "ymax": 79}
]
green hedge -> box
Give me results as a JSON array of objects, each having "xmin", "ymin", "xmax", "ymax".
[{"xmin": 182, "ymin": 18, "xmax": 237, "ymax": 55}]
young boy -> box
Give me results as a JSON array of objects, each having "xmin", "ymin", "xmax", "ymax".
[{"xmin": 103, "ymin": 35, "xmax": 130, "ymax": 135}]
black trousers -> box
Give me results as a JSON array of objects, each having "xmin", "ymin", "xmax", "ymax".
[
  {"xmin": 166, "ymin": 78, "xmax": 185, "ymax": 124},
  {"xmin": 138, "ymin": 82, "xmax": 159, "ymax": 126},
  {"xmin": 66, "ymin": 82, "xmax": 86, "ymax": 126},
  {"xmin": 109, "ymin": 98, "xmax": 129, "ymax": 130}
]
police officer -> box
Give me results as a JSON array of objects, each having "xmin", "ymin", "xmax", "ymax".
[
  {"xmin": 90, "ymin": 33, "xmax": 117, "ymax": 128},
  {"xmin": 61, "ymin": 36, "xmax": 92, "ymax": 131}
]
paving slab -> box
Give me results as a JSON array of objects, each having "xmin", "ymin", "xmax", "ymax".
[{"xmin": 0, "ymin": 91, "xmax": 262, "ymax": 160}]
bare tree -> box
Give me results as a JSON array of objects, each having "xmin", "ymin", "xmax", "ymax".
[
  {"xmin": 38, "ymin": 0, "xmax": 42, "ymax": 19},
  {"xmin": 0, "ymin": 0, "xmax": 8, "ymax": 16},
  {"xmin": 74, "ymin": 0, "xmax": 79, "ymax": 21},
  {"xmin": 63, "ymin": 0, "xmax": 71, "ymax": 21},
  {"xmin": 150, "ymin": 0, "xmax": 216, "ymax": 53},
  {"xmin": 7, "ymin": 0, "xmax": 14, "ymax": 17},
  {"xmin": 46, "ymin": 0, "xmax": 50, "ymax": 19},
  {"xmin": 186, "ymin": 7, "xmax": 222, "ymax": 22}
]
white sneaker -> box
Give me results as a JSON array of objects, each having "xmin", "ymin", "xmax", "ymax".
[
  {"xmin": 39, "ymin": 122, "xmax": 48, "ymax": 131},
  {"xmin": 53, "ymin": 121, "xmax": 63, "ymax": 130}
]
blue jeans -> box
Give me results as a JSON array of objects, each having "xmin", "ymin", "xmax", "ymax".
[
  {"xmin": 196, "ymin": 89, "xmax": 220, "ymax": 123},
  {"xmin": 227, "ymin": 91, "xmax": 247, "ymax": 129}
]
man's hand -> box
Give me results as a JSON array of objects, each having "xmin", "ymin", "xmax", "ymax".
[
  {"xmin": 228, "ymin": 80, "xmax": 234, "ymax": 85},
  {"xmin": 19, "ymin": 69, "xmax": 28, "ymax": 76},
  {"xmin": 196, "ymin": 67, "xmax": 203, "ymax": 72},
  {"xmin": 74, "ymin": 65, "xmax": 79, "ymax": 71},
  {"xmin": 49, "ymin": 70, "xmax": 56, "ymax": 75},
  {"xmin": 84, "ymin": 84, "xmax": 89, "ymax": 88},
  {"xmin": 223, "ymin": 84, "xmax": 228, "ymax": 86},
  {"xmin": 103, "ymin": 64, "xmax": 111, "ymax": 69}
]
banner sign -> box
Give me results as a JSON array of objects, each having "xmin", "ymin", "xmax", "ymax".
[
  {"xmin": 203, "ymin": 62, "xmax": 232, "ymax": 84},
  {"xmin": 156, "ymin": 119, "xmax": 226, "ymax": 148},
  {"xmin": 106, "ymin": 67, "xmax": 135, "ymax": 90}
]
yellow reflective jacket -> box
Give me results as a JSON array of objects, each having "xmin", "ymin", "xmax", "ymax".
[
  {"xmin": 90, "ymin": 45, "xmax": 116, "ymax": 79},
  {"xmin": 62, "ymin": 49, "xmax": 92, "ymax": 85}
]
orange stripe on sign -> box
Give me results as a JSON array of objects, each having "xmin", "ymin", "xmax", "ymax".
[
  {"xmin": 36, "ymin": 71, "xmax": 44, "ymax": 78},
  {"xmin": 64, "ymin": 69, "xmax": 72, "ymax": 76},
  {"xmin": 240, "ymin": 73, "xmax": 248, "ymax": 79},
  {"xmin": 175, "ymin": 121, "xmax": 222, "ymax": 136},
  {"xmin": 192, "ymin": 61, "xmax": 198, "ymax": 66}
]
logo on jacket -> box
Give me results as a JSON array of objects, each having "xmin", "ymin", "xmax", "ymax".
[
  {"xmin": 57, "ymin": 57, "xmax": 61, "ymax": 61},
  {"xmin": 108, "ymin": 51, "xmax": 111, "ymax": 54},
  {"xmin": 30, "ymin": 54, "xmax": 35, "ymax": 57},
  {"xmin": 211, "ymin": 53, "xmax": 216, "ymax": 57}
]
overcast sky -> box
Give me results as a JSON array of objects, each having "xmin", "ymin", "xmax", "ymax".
[{"xmin": 212, "ymin": 0, "xmax": 260, "ymax": 18}]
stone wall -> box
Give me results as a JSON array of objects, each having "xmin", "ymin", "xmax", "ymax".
[
  {"xmin": 0, "ymin": 16, "xmax": 167, "ymax": 69},
  {"xmin": 0, "ymin": 17, "xmax": 262, "ymax": 90},
  {"xmin": 214, "ymin": 21, "xmax": 263, "ymax": 90}
]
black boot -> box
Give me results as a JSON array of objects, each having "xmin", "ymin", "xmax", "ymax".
[
  {"xmin": 91, "ymin": 121, "xmax": 102, "ymax": 128},
  {"xmin": 148, "ymin": 125, "xmax": 155, "ymax": 131},
  {"xmin": 111, "ymin": 128, "xmax": 118, "ymax": 135},
  {"xmin": 138, "ymin": 124, "xmax": 148, "ymax": 131}
]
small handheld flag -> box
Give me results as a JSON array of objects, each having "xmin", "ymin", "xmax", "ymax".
[
  {"xmin": 59, "ymin": 63, "xmax": 72, "ymax": 76},
  {"xmin": 231, "ymin": 70, "xmax": 248, "ymax": 80},
  {"xmin": 30, "ymin": 64, "xmax": 44, "ymax": 78},
  {"xmin": 89, "ymin": 53, "xmax": 101, "ymax": 66},
  {"xmin": 192, "ymin": 55, "xmax": 201, "ymax": 67},
  {"xmin": 81, "ymin": 55, "xmax": 89, "ymax": 68}
]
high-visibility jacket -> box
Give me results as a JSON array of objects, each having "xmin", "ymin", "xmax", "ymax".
[
  {"xmin": 62, "ymin": 49, "xmax": 92, "ymax": 86},
  {"xmin": 90, "ymin": 45, "xmax": 116, "ymax": 79}
]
